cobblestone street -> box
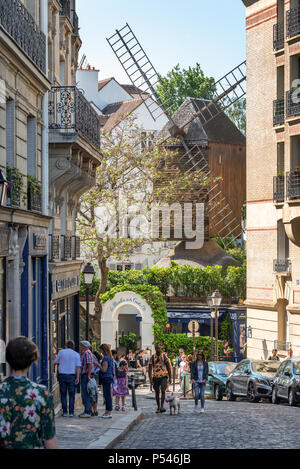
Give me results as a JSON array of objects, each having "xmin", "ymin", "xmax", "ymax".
[{"xmin": 114, "ymin": 388, "xmax": 300, "ymax": 449}]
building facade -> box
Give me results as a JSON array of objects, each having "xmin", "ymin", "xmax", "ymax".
[
  {"xmin": 0, "ymin": 0, "xmax": 51, "ymax": 383},
  {"xmin": 243, "ymin": 0, "xmax": 300, "ymax": 359}
]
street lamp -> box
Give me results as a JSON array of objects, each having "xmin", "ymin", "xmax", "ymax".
[
  {"xmin": 207, "ymin": 294, "xmax": 214, "ymax": 360},
  {"xmin": 0, "ymin": 169, "xmax": 8, "ymax": 207},
  {"xmin": 207, "ymin": 290, "xmax": 222, "ymax": 360},
  {"xmin": 82, "ymin": 262, "xmax": 95, "ymax": 341}
]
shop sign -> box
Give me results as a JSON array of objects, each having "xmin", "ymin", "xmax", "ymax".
[
  {"xmin": 55, "ymin": 275, "xmax": 80, "ymax": 293},
  {"xmin": 33, "ymin": 233, "xmax": 47, "ymax": 250}
]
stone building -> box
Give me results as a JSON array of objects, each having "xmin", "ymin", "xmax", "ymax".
[
  {"xmin": 243, "ymin": 0, "xmax": 300, "ymax": 358},
  {"xmin": 47, "ymin": 0, "xmax": 101, "ymax": 398},
  {"xmin": 0, "ymin": 0, "xmax": 50, "ymax": 383}
]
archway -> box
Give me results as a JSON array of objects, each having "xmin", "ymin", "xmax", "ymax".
[{"xmin": 101, "ymin": 291, "xmax": 154, "ymax": 350}]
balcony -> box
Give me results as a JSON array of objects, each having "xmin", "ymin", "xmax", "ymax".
[
  {"xmin": 286, "ymin": 7, "xmax": 300, "ymax": 38},
  {"xmin": 6, "ymin": 173, "xmax": 21, "ymax": 208},
  {"xmin": 273, "ymin": 22, "xmax": 284, "ymax": 50},
  {"xmin": 273, "ymin": 99, "xmax": 285, "ymax": 125},
  {"xmin": 0, "ymin": 0, "xmax": 46, "ymax": 74},
  {"xmin": 61, "ymin": 235, "xmax": 72, "ymax": 260},
  {"xmin": 27, "ymin": 180, "xmax": 42, "ymax": 212},
  {"xmin": 72, "ymin": 235, "xmax": 80, "ymax": 259},
  {"xmin": 59, "ymin": 1, "xmax": 79, "ymax": 35},
  {"xmin": 48, "ymin": 86, "xmax": 100, "ymax": 150},
  {"xmin": 273, "ymin": 259, "xmax": 291, "ymax": 273},
  {"xmin": 49, "ymin": 234, "xmax": 60, "ymax": 261},
  {"xmin": 286, "ymin": 89, "xmax": 300, "ymax": 118},
  {"xmin": 273, "ymin": 175, "xmax": 285, "ymax": 203},
  {"xmin": 286, "ymin": 169, "xmax": 300, "ymax": 199}
]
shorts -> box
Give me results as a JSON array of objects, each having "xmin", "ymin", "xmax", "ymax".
[{"xmin": 153, "ymin": 376, "xmax": 168, "ymax": 392}]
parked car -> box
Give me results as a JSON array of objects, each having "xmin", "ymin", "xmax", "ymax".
[
  {"xmin": 226, "ymin": 359, "xmax": 281, "ymax": 402},
  {"xmin": 128, "ymin": 367, "xmax": 147, "ymax": 388},
  {"xmin": 272, "ymin": 358, "xmax": 300, "ymax": 406},
  {"xmin": 206, "ymin": 362, "xmax": 237, "ymax": 400}
]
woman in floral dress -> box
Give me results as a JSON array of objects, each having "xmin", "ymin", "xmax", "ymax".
[
  {"xmin": 113, "ymin": 359, "xmax": 129, "ymax": 412},
  {"xmin": 0, "ymin": 336, "xmax": 58, "ymax": 449}
]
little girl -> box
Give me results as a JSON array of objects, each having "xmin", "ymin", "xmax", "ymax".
[{"xmin": 113, "ymin": 359, "xmax": 129, "ymax": 412}]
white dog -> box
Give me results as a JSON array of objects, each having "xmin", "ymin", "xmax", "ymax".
[{"xmin": 165, "ymin": 393, "xmax": 180, "ymax": 415}]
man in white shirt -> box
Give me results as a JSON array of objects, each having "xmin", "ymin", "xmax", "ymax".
[{"xmin": 54, "ymin": 340, "xmax": 81, "ymax": 417}]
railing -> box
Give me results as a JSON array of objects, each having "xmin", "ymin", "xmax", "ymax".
[
  {"xmin": 286, "ymin": 7, "xmax": 300, "ymax": 38},
  {"xmin": 273, "ymin": 98, "xmax": 285, "ymax": 125},
  {"xmin": 286, "ymin": 170, "xmax": 300, "ymax": 199},
  {"xmin": 0, "ymin": 0, "xmax": 46, "ymax": 74},
  {"xmin": 71, "ymin": 10, "xmax": 79, "ymax": 35},
  {"xmin": 61, "ymin": 235, "xmax": 72, "ymax": 260},
  {"xmin": 48, "ymin": 86, "xmax": 100, "ymax": 150},
  {"xmin": 273, "ymin": 259, "xmax": 291, "ymax": 273},
  {"xmin": 72, "ymin": 235, "xmax": 80, "ymax": 259},
  {"xmin": 6, "ymin": 174, "xmax": 21, "ymax": 208},
  {"xmin": 49, "ymin": 234, "xmax": 60, "ymax": 261},
  {"xmin": 286, "ymin": 89, "xmax": 300, "ymax": 118},
  {"xmin": 27, "ymin": 180, "xmax": 42, "ymax": 212},
  {"xmin": 59, "ymin": 0, "xmax": 71, "ymax": 18},
  {"xmin": 273, "ymin": 175, "xmax": 285, "ymax": 203},
  {"xmin": 274, "ymin": 340, "xmax": 291, "ymax": 351},
  {"xmin": 273, "ymin": 22, "xmax": 284, "ymax": 50}
]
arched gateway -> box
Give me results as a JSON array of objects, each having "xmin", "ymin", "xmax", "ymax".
[{"xmin": 101, "ymin": 291, "xmax": 154, "ymax": 350}]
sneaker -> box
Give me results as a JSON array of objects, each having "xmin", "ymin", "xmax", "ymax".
[
  {"xmin": 62, "ymin": 413, "xmax": 68, "ymax": 417},
  {"xmin": 121, "ymin": 406, "xmax": 126, "ymax": 412},
  {"xmin": 69, "ymin": 414, "xmax": 74, "ymax": 417},
  {"xmin": 160, "ymin": 407, "xmax": 166, "ymax": 413},
  {"xmin": 155, "ymin": 408, "xmax": 161, "ymax": 413},
  {"xmin": 200, "ymin": 408, "xmax": 204, "ymax": 413},
  {"xmin": 91, "ymin": 412, "xmax": 95, "ymax": 417},
  {"xmin": 79, "ymin": 413, "xmax": 91, "ymax": 418},
  {"xmin": 94, "ymin": 411, "xmax": 98, "ymax": 416},
  {"xmin": 194, "ymin": 406, "xmax": 199, "ymax": 413},
  {"xmin": 115, "ymin": 405, "xmax": 120, "ymax": 411},
  {"xmin": 101, "ymin": 414, "xmax": 112, "ymax": 419}
]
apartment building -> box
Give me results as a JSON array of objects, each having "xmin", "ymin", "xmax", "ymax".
[
  {"xmin": 243, "ymin": 0, "xmax": 300, "ymax": 358},
  {"xmin": 47, "ymin": 0, "xmax": 101, "ymax": 397},
  {"xmin": 0, "ymin": 0, "xmax": 51, "ymax": 383}
]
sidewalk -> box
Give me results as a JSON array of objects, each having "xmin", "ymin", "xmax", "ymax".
[{"xmin": 55, "ymin": 401, "xmax": 143, "ymax": 449}]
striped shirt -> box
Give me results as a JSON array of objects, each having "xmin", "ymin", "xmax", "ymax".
[{"xmin": 80, "ymin": 349, "xmax": 93, "ymax": 375}]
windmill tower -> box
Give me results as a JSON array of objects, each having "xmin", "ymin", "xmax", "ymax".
[{"xmin": 107, "ymin": 24, "xmax": 246, "ymax": 251}]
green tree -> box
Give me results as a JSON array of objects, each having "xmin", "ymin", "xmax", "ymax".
[
  {"xmin": 157, "ymin": 63, "xmax": 216, "ymax": 115},
  {"xmin": 224, "ymin": 98, "xmax": 246, "ymax": 135}
]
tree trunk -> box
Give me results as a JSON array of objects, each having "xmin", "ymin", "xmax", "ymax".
[{"xmin": 93, "ymin": 256, "xmax": 110, "ymax": 342}]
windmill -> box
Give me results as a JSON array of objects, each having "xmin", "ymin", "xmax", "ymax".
[{"xmin": 106, "ymin": 24, "xmax": 246, "ymax": 250}]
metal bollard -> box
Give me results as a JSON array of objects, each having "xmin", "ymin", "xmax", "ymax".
[
  {"xmin": 130, "ymin": 377, "xmax": 138, "ymax": 411},
  {"xmin": 183, "ymin": 374, "xmax": 186, "ymax": 398},
  {"xmin": 173, "ymin": 365, "xmax": 176, "ymax": 392}
]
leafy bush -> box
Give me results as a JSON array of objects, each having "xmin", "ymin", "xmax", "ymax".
[{"xmin": 119, "ymin": 333, "xmax": 140, "ymax": 352}]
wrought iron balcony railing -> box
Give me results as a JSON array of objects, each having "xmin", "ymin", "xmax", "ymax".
[
  {"xmin": 273, "ymin": 175, "xmax": 285, "ymax": 203},
  {"xmin": 273, "ymin": 22, "xmax": 284, "ymax": 50},
  {"xmin": 49, "ymin": 234, "xmax": 60, "ymax": 261},
  {"xmin": 61, "ymin": 235, "xmax": 72, "ymax": 260},
  {"xmin": 6, "ymin": 174, "xmax": 21, "ymax": 208},
  {"xmin": 286, "ymin": 89, "xmax": 300, "ymax": 118},
  {"xmin": 72, "ymin": 235, "xmax": 81, "ymax": 259},
  {"xmin": 59, "ymin": 0, "xmax": 71, "ymax": 18},
  {"xmin": 27, "ymin": 180, "xmax": 42, "ymax": 212},
  {"xmin": 274, "ymin": 340, "xmax": 291, "ymax": 351},
  {"xmin": 273, "ymin": 259, "xmax": 291, "ymax": 273},
  {"xmin": 72, "ymin": 10, "xmax": 79, "ymax": 35},
  {"xmin": 273, "ymin": 98, "xmax": 285, "ymax": 125},
  {"xmin": 0, "ymin": 0, "xmax": 46, "ymax": 74},
  {"xmin": 286, "ymin": 170, "xmax": 300, "ymax": 199},
  {"xmin": 48, "ymin": 86, "xmax": 100, "ymax": 150},
  {"xmin": 287, "ymin": 7, "xmax": 300, "ymax": 38}
]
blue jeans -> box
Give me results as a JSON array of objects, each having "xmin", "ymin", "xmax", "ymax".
[
  {"xmin": 59, "ymin": 374, "xmax": 76, "ymax": 415},
  {"xmin": 194, "ymin": 382, "xmax": 205, "ymax": 409},
  {"xmin": 81, "ymin": 374, "xmax": 91, "ymax": 414},
  {"xmin": 102, "ymin": 379, "xmax": 112, "ymax": 412}
]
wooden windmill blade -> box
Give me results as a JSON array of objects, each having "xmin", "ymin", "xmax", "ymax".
[{"xmin": 107, "ymin": 24, "xmax": 245, "ymax": 248}]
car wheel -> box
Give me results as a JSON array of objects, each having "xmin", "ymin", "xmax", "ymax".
[
  {"xmin": 288, "ymin": 389, "xmax": 296, "ymax": 407},
  {"xmin": 214, "ymin": 385, "xmax": 223, "ymax": 401},
  {"xmin": 247, "ymin": 382, "xmax": 259, "ymax": 403},
  {"xmin": 226, "ymin": 383, "xmax": 236, "ymax": 401},
  {"xmin": 272, "ymin": 386, "xmax": 280, "ymax": 405}
]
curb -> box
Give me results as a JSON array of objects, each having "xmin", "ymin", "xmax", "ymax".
[{"xmin": 87, "ymin": 410, "xmax": 143, "ymax": 449}]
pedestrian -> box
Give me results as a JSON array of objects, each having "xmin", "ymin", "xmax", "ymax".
[
  {"xmin": 222, "ymin": 341, "xmax": 231, "ymax": 358},
  {"xmin": 127, "ymin": 349, "xmax": 136, "ymax": 368},
  {"xmin": 191, "ymin": 350, "xmax": 209, "ymax": 414},
  {"xmin": 176, "ymin": 348, "xmax": 185, "ymax": 381},
  {"xmin": 54, "ymin": 339, "xmax": 81, "ymax": 417},
  {"xmin": 268, "ymin": 349, "xmax": 280, "ymax": 361},
  {"xmin": 148, "ymin": 344, "xmax": 172, "ymax": 414},
  {"xmin": 288, "ymin": 347, "xmax": 295, "ymax": 359},
  {"xmin": 0, "ymin": 336, "xmax": 58, "ymax": 449},
  {"xmin": 180, "ymin": 355, "xmax": 191, "ymax": 394},
  {"xmin": 99, "ymin": 344, "xmax": 114, "ymax": 419},
  {"xmin": 79, "ymin": 340, "xmax": 93, "ymax": 418},
  {"xmin": 164, "ymin": 348, "xmax": 171, "ymax": 392},
  {"xmin": 111, "ymin": 349, "xmax": 119, "ymax": 401},
  {"xmin": 113, "ymin": 359, "xmax": 129, "ymax": 412},
  {"xmin": 87, "ymin": 375, "xmax": 99, "ymax": 416}
]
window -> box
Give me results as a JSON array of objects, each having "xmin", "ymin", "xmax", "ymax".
[
  {"xmin": 6, "ymin": 99, "xmax": 14, "ymax": 168},
  {"xmin": 27, "ymin": 116, "xmax": 36, "ymax": 177}
]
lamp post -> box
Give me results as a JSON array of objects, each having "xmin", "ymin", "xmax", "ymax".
[
  {"xmin": 207, "ymin": 290, "xmax": 222, "ymax": 361},
  {"xmin": 207, "ymin": 295, "xmax": 214, "ymax": 360},
  {"xmin": 0, "ymin": 169, "xmax": 8, "ymax": 207},
  {"xmin": 82, "ymin": 262, "xmax": 95, "ymax": 341}
]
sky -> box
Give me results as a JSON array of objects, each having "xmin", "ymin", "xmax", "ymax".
[{"xmin": 76, "ymin": 0, "xmax": 246, "ymax": 84}]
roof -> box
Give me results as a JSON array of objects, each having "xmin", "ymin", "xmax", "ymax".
[
  {"xmin": 102, "ymin": 101, "xmax": 124, "ymax": 115},
  {"xmin": 98, "ymin": 77, "xmax": 114, "ymax": 91},
  {"xmin": 121, "ymin": 84, "xmax": 149, "ymax": 97},
  {"xmin": 160, "ymin": 97, "xmax": 245, "ymax": 146},
  {"xmin": 102, "ymin": 98, "xmax": 145, "ymax": 131}
]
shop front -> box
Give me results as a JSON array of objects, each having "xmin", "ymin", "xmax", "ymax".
[{"xmin": 0, "ymin": 225, "xmax": 9, "ymax": 381}]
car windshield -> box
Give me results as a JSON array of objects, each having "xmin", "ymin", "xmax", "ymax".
[
  {"xmin": 215, "ymin": 363, "xmax": 236, "ymax": 376},
  {"xmin": 293, "ymin": 361, "xmax": 300, "ymax": 375},
  {"xmin": 252, "ymin": 362, "xmax": 281, "ymax": 373}
]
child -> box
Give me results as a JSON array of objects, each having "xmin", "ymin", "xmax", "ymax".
[
  {"xmin": 87, "ymin": 375, "xmax": 99, "ymax": 416},
  {"xmin": 113, "ymin": 359, "xmax": 129, "ymax": 412}
]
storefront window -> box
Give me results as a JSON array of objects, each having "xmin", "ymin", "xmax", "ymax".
[{"xmin": 0, "ymin": 258, "xmax": 6, "ymax": 377}]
